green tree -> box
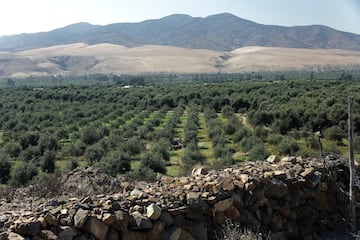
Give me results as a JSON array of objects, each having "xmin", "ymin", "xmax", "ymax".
[
  {"xmin": 10, "ymin": 162, "xmax": 38, "ymax": 187},
  {"xmin": 41, "ymin": 150, "xmax": 56, "ymax": 173},
  {"xmin": 0, "ymin": 155, "xmax": 11, "ymax": 184}
]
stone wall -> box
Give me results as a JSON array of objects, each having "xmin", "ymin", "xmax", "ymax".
[{"xmin": 0, "ymin": 156, "xmax": 352, "ymax": 240}]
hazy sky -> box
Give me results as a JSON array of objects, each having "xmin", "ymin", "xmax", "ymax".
[{"xmin": 0, "ymin": 0, "xmax": 359, "ymax": 36}]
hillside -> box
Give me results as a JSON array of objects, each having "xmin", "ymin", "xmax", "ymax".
[
  {"xmin": 0, "ymin": 43, "xmax": 360, "ymax": 77},
  {"xmin": 1, "ymin": 13, "xmax": 360, "ymax": 52}
]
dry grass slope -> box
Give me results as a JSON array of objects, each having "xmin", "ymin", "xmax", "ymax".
[{"xmin": 0, "ymin": 43, "xmax": 359, "ymax": 77}]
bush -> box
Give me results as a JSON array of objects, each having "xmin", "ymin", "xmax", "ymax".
[
  {"xmin": 32, "ymin": 172, "xmax": 61, "ymax": 197},
  {"xmin": 84, "ymin": 144, "xmax": 105, "ymax": 164},
  {"xmin": 140, "ymin": 150, "xmax": 167, "ymax": 174},
  {"xmin": 10, "ymin": 162, "xmax": 38, "ymax": 187},
  {"xmin": 355, "ymin": 136, "xmax": 360, "ymax": 153},
  {"xmin": 278, "ymin": 137, "xmax": 299, "ymax": 156},
  {"xmin": 324, "ymin": 125, "xmax": 346, "ymax": 143},
  {"xmin": 81, "ymin": 127, "xmax": 102, "ymax": 145},
  {"xmin": 40, "ymin": 150, "xmax": 56, "ymax": 173},
  {"xmin": 0, "ymin": 155, "xmax": 11, "ymax": 184},
  {"xmin": 4, "ymin": 141, "xmax": 21, "ymax": 158},
  {"xmin": 240, "ymin": 136, "xmax": 260, "ymax": 152},
  {"xmin": 126, "ymin": 166, "xmax": 157, "ymax": 181},
  {"xmin": 67, "ymin": 157, "xmax": 80, "ymax": 170},
  {"xmin": 248, "ymin": 144, "xmax": 269, "ymax": 161},
  {"xmin": 95, "ymin": 151, "xmax": 131, "ymax": 176},
  {"xmin": 216, "ymin": 218, "xmax": 270, "ymax": 240}
]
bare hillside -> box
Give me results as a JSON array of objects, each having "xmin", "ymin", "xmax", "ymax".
[{"xmin": 0, "ymin": 43, "xmax": 359, "ymax": 77}]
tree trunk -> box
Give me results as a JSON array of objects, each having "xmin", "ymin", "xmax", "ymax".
[{"xmin": 348, "ymin": 96, "xmax": 356, "ymax": 232}]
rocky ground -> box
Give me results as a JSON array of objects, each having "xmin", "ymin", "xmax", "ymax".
[{"xmin": 0, "ymin": 155, "xmax": 354, "ymax": 240}]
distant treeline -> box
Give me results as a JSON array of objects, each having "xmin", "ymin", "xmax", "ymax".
[{"xmin": 1, "ymin": 70, "xmax": 359, "ymax": 87}]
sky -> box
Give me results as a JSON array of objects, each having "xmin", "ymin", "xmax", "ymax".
[{"xmin": 0, "ymin": 0, "xmax": 359, "ymax": 36}]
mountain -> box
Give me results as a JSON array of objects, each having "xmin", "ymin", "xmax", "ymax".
[{"xmin": 1, "ymin": 13, "xmax": 360, "ymax": 52}]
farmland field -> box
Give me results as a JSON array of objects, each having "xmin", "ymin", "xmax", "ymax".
[{"xmin": 0, "ymin": 78, "xmax": 360, "ymax": 185}]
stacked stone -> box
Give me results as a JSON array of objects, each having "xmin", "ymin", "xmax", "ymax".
[{"xmin": 0, "ymin": 156, "xmax": 350, "ymax": 240}]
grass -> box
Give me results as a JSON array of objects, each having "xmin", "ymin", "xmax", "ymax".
[{"xmin": 166, "ymin": 165, "xmax": 182, "ymax": 177}]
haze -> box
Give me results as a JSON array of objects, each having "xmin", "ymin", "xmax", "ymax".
[{"xmin": 0, "ymin": 0, "xmax": 360, "ymax": 36}]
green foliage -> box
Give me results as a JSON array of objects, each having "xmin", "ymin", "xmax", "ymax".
[
  {"xmin": 96, "ymin": 151, "xmax": 131, "ymax": 176},
  {"xmin": 140, "ymin": 150, "xmax": 167, "ymax": 174},
  {"xmin": 67, "ymin": 157, "xmax": 80, "ymax": 170},
  {"xmin": 248, "ymin": 144, "xmax": 269, "ymax": 161},
  {"xmin": 324, "ymin": 125, "xmax": 346, "ymax": 143},
  {"xmin": 4, "ymin": 141, "xmax": 22, "ymax": 158},
  {"xmin": 0, "ymin": 154, "xmax": 11, "ymax": 184},
  {"xmin": 41, "ymin": 150, "xmax": 56, "ymax": 173},
  {"xmin": 127, "ymin": 166, "xmax": 157, "ymax": 181},
  {"xmin": 10, "ymin": 162, "xmax": 38, "ymax": 187},
  {"xmin": 240, "ymin": 136, "xmax": 261, "ymax": 152},
  {"xmin": 81, "ymin": 127, "xmax": 103, "ymax": 145},
  {"xmin": 84, "ymin": 144, "xmax": 105, "ymax": 164},
  {"xmin": 277, "ymin": 137, "xmax": 299, "ymax": 156}
]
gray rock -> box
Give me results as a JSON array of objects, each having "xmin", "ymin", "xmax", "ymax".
[
  {"xmin": 74, "ymin": 208, "xmax": 89, "ymax": 228},
  {"xmin": 15, "ymin": 219, "xmax": 40, "ymax": 236}
]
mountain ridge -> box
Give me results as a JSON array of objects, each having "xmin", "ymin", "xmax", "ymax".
[{"xmin": 1, "ymin": 13, "xmax": 360, "ymax": 52}]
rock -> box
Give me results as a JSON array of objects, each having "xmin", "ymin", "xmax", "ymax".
[
  {"xmin": 129, "ymin": 211, "xmax": 152, "ymax": 230},
  {"xmin": 265, "ymin": 178, "xmax": 288, "ymax": 199},
  {"xmin": 74, "ymin": 208, "xmax": 89, "ymax": 228},
  {"xmin": 239, "ymin": 208, "xmax": 260, "ymax": 227},
  {"xmin": 58, "ymin": 226, "xmax": 77, "ymax": 240},
  {"xmin": 130, "ymin": 188, "xmax": 144, "ymax": 198},
  {"xmin": 38, "ymin": 230, "xmax": 59, "ymax": 240},
  {"xmin": 44, "ymin": 213, "xmax": 58, "ymax": 227},
  {"xmin": 102, "ymin": 213, "xmax": 116, "ymax": 226},
  {"xmin": 15, "ymin": 219, "xmax": 40, "ymax": 236},
  {"xmin": 301, "ymin": 167, "xmax": 314, "ymax": 178},
  {"xmin": 83, "ymin": 217, "xmax": 109, "ymax": 240},
  {"xmin": 191, "ymin": 166, "xmax": 207, "ymax": 176},
  {"xmin": 224, "ymin": 205, "xmax": 240, "ymax": 220},
  {"xmin": 7, "ymin": 232, "xmax": 25, "ymax": 240},
  {"xmin": 106, "ymin": 228, "xmax": 120, "ymax": 240},
  {"xmin": 222, "ymin": 177, "xmax": 235, "ymax": 191},
  {"xmin": 160, "ymin": 211, "xmax": 174, "ymax": 226},
  {"xmin": 112, "ymin": 210, "xmax": 129, "ymax": 232},
  {"xmin": 267, "ymin": 155, "xmax": 279, "ymax": 163},
  {"xmin": 214, "ymin": 198, "xmax": 234, "ymax": 212},
  {"xmin": 146, "ymin": 203, "xmax": 162, "ymax": 220},
  {"xmin": 239, "ymin": 174, "xmax": 249, "ymax": 183},
  {"xmin": 245, "ymin": 181, "xmax": 257, "ymax": 191},
  {"xmin": 148, "ymin": 221, "xmax": 166, "ymax": 239},
  {"xmin": 165, "ymin": 227, "xmax": 196, "ymax": 240}
]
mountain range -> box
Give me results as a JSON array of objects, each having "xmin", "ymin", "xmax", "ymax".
[
  {"xmin": 1, "ymin": 13, "xmax": 360, "ymax": 52},
  {"xmin": 0, "ymin": 13, "xmax": 360, "ymax": 78}
]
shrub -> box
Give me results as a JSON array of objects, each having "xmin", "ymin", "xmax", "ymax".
[
  {"xmin": 81, "ymin": 127, "xmax": 102, "ymax": 145},
  {"xmin": 232, "ymin": 127, "xmax": 250, "ymax": 143},
  {"xmin": 67, "ymin": 157, "xmax": 80, "ymax": 170},
  {"xmin": 0, "ymin": 155, "xmax": 11, "ymax": 184},
  {"xmin": 4, "ymin": 141, "xmax": 22, "ymax": 158},
  {"xmin": 40, "ymin": 150, "xmax": 56, "ymax": 173},
  {"xmin": 140, "ymin": 150, "xmax": 167, "ymax": 174},
  {"xmin": 278, "ymin": 137, "xmax": 299, "ymax": 156},
  {"xmin": 324, "ymin": 125, "xmax": 346, "ymax": 143},
  {"xmin": 240, "ymin": 136, "xmax": 260, "ymax": 152},
  {"xmin": 84, "ymin": 144, "xmax": 105, "ymax": 164},
  {"xmin": 126, "ymin": 166, "xmax": 157, "ymax": 181},
  {"xmin": 32, "ymin": 172, "xmax": 61, "ymax": 197},
  {"xmin": 10, "ymin": 162, "xmax": 38, "ymax": 187},
  {"xmin": 248, "ymin": 144, "xmax": 269, "ymax": 161},
  {"xmin": 216, "ymin": 218, "xmax": 270, "ymax": 240},
  {"xmin": 95, "ymin": 151, "xmax": 131, "ymax": 176}
]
